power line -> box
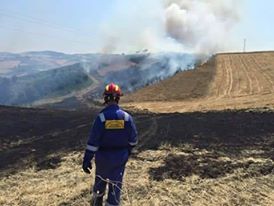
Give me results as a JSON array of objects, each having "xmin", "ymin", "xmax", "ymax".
[
  {"xmin": 0, "ymin": 9, "xmax": 95, "ymax": 39},
  {"xmin": 0, "ymin": 24, "xmax": 95, "ymax": 47}
]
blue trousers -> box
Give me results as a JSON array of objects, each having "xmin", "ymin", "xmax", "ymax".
[{"xmin": 93, "ymin": 150, "xmax": 128, "ymax": 205}]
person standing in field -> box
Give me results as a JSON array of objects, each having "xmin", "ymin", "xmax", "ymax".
[{"xmin": 82, "ymin": 83, "xmax": 138, "ymax": 206}]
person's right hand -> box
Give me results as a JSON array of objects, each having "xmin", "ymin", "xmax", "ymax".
[
  {"xmin": 82, "ymin": 160, "xmax": 92, "ymax": 174},
  {"xmin": 82, "ymin": 149, "xmax": 94, "ymax": 174}
]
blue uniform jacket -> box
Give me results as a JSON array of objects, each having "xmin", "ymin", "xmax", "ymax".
[
  {"xmin": 86, "ymin": 104, "xmax": 137, "ymax": 151},
  {"xmin": 84, "ymin": 104, "xmax": 138, "ymax": 172}
]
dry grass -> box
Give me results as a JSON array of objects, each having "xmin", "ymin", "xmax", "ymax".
[
  {"xmin": 1, "ymin": 146, "xmax": 273, "ymax": 206},
  {"xmin": 0, "ymin": 152, "xmax": 91, "ymax": 206}
]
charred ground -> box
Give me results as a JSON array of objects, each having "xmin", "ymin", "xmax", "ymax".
[{"xmin": 0, "ymin": 106, "xmax": 273, "ymax": 205}]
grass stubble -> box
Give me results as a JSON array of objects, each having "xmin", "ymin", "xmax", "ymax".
[{"xmin": 1, "ymin": 145, "xmax": 273, "ymax": 206}]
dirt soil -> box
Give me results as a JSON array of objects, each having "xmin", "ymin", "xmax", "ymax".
[
  {"xmin": 123, "ymin": 51, "xmax": 274, "ymax": 113},
  {"xmin": 0, "ymin": 106, "xmax": 273, "ymax": 205}
]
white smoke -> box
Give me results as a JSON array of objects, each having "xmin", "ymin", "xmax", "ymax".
[
  {"xmin": 99, "ymin": 0, "xmax": 241, "ymax": 55},
  {"xmin": 164, "ymin": 0, "xmax": 240, "ymax": 54}
]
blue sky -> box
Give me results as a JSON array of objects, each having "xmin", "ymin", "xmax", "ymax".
[
  {"xmin": 0, "ymin": 0, "xmax": 273, "ymax": 53},
  {"xmin": 230, "ymin": 0, "xmax": 274, "ymax": 52}
]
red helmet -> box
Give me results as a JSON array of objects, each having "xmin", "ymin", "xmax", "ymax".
[
  {"xmin": 103, "ymin": 83, "xmax": 122, "ymax": 104},
  {"xmin": 104, "ymin": 83, "xmax": 122, "ymax": 96}
]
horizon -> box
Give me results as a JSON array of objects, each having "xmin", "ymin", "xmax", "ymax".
[{"xmin": 1, "ymin": 49, "xmax": 274, "ymax": 56}]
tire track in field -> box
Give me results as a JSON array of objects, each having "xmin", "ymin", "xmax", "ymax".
[
  {"xmin": 229, "ymin": 55, "xmax": 240, "ymax": 96},
  {"xmin": 212, "ymin": 57, "xmax": 223, "ymax": 98},
  {"xmin": 249, "ymin": 55, "xmax": 274, "ymax": 92},
  {"xmin": 215, "ymin": 56, "xmax": 228, "ymax": 98},
  {"xmin": 222, "ymin": 56, "xmax": 229, "ymax": 97},
  {"xmin": 263, "ymin": 53, "xmax": 274, "ymax": 82},
  {"xmin": 238, "ymin": 55, "xmax": 254, "ymax": 95},
  {"xmin": 136, "ymin": 117, "xmax": 158, "ymax": 149},
  {"xmin": 263, "ymin": 53, "xmax": 274, "ymax": 79},
  {"xmin": 234, "ymin": 55, "xmax": 248, "ymax": 95},
  {"xmin": 226, "ymin": 55, "xmax": 234, "ymax": 96},
  {"xmin": 223, "ymin": 55, "xmax": 230, "ymax": 97},
  {"xmin": 253, "ymin": 54, "xmax": 274, "ymax": 89},
  {"xmin": 245, "ymin": 55, "xmax": 263, "ymax": 94}
]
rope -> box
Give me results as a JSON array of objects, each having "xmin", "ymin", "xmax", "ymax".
[{"xmin": 95, "ymin": 175, "xmax": 132, "ymax": 206}]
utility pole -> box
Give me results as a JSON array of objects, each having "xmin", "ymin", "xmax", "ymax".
[{"xmin": 243, "ymin": 38, "xmax": 246, "ymax": 52}]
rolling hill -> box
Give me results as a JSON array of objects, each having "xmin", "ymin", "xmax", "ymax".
[
  {"xmin": 0, "ymin": 64, "xmax": 92, "ymax": 105},
  {"xmin": 0, "ymin": 51, "xmax": 197, "ymax": 108},
  {"xmin": 123, "ymin": 51, "xmax": 274, "ymax": 112},
  {"xmin": 0, "ymin": 51, "xmax": 80, "ymax": 77}
]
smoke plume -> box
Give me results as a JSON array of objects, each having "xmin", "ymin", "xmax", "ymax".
[
  {"xmin": 99, "ymin": 0, "xmax": 241, "ymax": 54},
  {"xmin": 164, "ymin": 0, "xmax": 240, "ymax": 54}
]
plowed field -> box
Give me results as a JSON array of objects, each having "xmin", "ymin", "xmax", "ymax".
[{"xmin": 123, "ymin": 52, "xmax": 274, "ymax": 113}]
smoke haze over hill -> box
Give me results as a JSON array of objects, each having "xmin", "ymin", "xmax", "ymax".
[{"xmin": 0, "ymin": 51, "xmax": 197, "ymax": 107}]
